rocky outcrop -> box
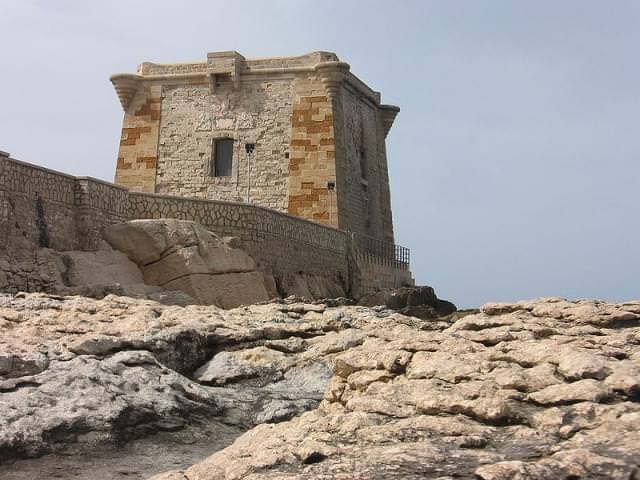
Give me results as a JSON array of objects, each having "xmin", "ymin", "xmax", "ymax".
[
  {"xmin": 0, "ymin": 294, "xmax": 639, "ymax": 479},
  {"xmin": 0, "ymin": 219, "xmax": 277, "ymax": 309},
  {"xmin": 0, "ymin": 293, "xmax": 370, "ymax": 467},
  {"xmin": 103, "ymin": 219, "xmax": 273, "ymax": 308},
  {"xmin": 0, "ymin": 238, "xmax": 191, "ymax": 303},
  {"xmin": 150, "ymin": 297, "xmax": 640, "ymax": 480},
  {"xmin": 360, "ymin": 285, "xmax": 458, "ymax": 319}
]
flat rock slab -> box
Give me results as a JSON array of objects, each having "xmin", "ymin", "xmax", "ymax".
[
  {"xmin": 0, "ymin": 421, "xmax": 242, "ymax": 480},
  {"xmin": 164, "ymin": 272, "xmax": 270, "ymax": 309}
]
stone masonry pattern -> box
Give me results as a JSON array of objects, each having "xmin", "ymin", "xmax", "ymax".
[
  {"xmin": 287, "ymin": 75, "xmax": 337, "ymax": 227},
  {"xmin": 0, "ymin": 154, "xmax": 411, "ymax": 297},
  {"xmin": 334, "ymin": 84, "xmax": 394, "ymax": 241},
  {"xmin": 115, "ymin": 85, "xmax": 161, "ymax": 193},
  {"xmin": 155, "ymin": 76, "xmax": 294, "ymax": 210},
  {"xmin": 111, "ymin": 51, "xmax": 398, "ymax": 240}
]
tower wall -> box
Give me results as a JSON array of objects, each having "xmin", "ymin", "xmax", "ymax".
[
  {"xmin": 334, "ymin": 82, "xmax": 394, "ymax": 241},
  {"xmin": 111, "ymin": 51, "xmax": 397, "ymax": 239},
  {"xmin": 114, "ymin": 85, "xmax": 161, "ymax": 193},
  {"xmin": 287, "ymin": 75, "xmax": 338, "ymax": 227},
  {"xmin": 155, "ymin": 73, "xmax": 295, "ymax": 211}
]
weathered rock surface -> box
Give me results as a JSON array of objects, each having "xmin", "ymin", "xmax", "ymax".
[
  {"xmin": 103, "ymin": 220, "xmax": 272, "ymax": 307},
  {"xmin": 1, "ymin": 294, "xmax": 639, "ymax": 479},
  {"xmin": 148, "ymin": 296, "xmax": 640, "ymax": 480},
  {"xmin": 0, "ymin": 293, "xmax": 374, "ymax": 467},
  {"xmin": 60, "ymin": 247, "xmax": 145, "ymax": 288},
  {"xmin": 280, "ymin": 273, "xmax": 347, "ymax": 302},
  {"xmin": 360, "ymin": 285, "xmax": 459, "ymax": 320},
  {"xmin": 0, "ymin": 238, "xmax": 198, "ymax": 307},
  {"xmin": 54, "ymin": 244, "xmax": 197, "ymax": 304}
]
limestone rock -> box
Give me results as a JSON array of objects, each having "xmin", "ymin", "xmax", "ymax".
[
  {"xmin": 0, "ymin": 350, "xmax": 222, "ymax": 460},
  {"xmin": 475, "ymin": 449, "xmax": 636, "ymax": 480},
  {"xmin": 527, "ymin": 379, "xmax": 611, "ymax": 405},
  {"xmin": 556, "ymin": 348, "xmax": 608, "ymax": 380},
  {"xmin": 0, "ymin": 293, "xmax": 374, "ymax": 464},
  {"xmin": 360, "ymin": 285, "xmax": 457, "ymax": 319},
  {"xmin": 163, "ymin": 272, "xmax": 270, "ymax": 309},
  {"xmin": 194, "ymin": 347, "xmax": 291, "ymax": 385},
  {"xmin": 0, "ymin": 351, "xmax": 49, "ymax": 378},
  {"xmin": 103, "ymin": 220, "xmax": 270, "ymax": 308},
  {"xmin": 59, "ymin": 249, "xmax": 145, "ymax": 287},
  {"xmin": 141, "ymin": 244, "xmax": 255, "ymax": 285},
  {"xmin": 103, "ymin": 219, "xmax": 255, "ymax": 274},
  {"xmin": 103, "ymin": 219, "xmax": 204, "ymax": 265},
  {"xmin": 148, "ymin": 296, "xmax": 640, "ymax": 480},
  {"xmin": 1, "ymin": 294, "xmax": 639, "ymax": 480}
]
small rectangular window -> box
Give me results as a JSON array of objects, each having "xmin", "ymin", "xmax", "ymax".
[{"xmin": 212, "ymin": 138, "xmax": 233, "ymax": 177}]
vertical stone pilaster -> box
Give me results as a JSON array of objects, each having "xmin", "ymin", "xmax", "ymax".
[
  {"xmin": 330, "ymin": 84, "xmax": 349, "ymax": 232},
  {"xmin": 376, "ymin": 106, "xmax": 398, "ymax": 243},
  {"xmin": 73, "ymin": 178, "xmax": 87, "ymax": 250},
  {"xmin": 113, "ymin": 83, "xmax": 162, "ymax": 193},
  {"xmin": 286, "ymin": 74, "xmax": 339, "ymax": 227},
  {"xmin": 0, "ymin": 152, "xmax": 9, "ymax": 249}
]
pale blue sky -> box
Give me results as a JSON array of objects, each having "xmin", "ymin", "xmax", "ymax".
[{"xmin": 1, "ymin": 0, "xmax": 638, "ymax": 307}]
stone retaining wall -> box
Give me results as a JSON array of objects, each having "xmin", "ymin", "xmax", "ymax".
[
  {"xmin": 0, "ymin": 154, "xmax": 408, "ymax": 297},
  {"xmin": 0, "ymin": 155, "xmax": 78, "ymax": 251},
  {"xmin": 127, "ymin": 192, "xmax": 350, "ymax": 293}
]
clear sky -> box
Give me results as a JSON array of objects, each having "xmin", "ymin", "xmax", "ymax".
[{"xmin": 1, "ymin": 0, "xmax": 638, "ymax": 308}]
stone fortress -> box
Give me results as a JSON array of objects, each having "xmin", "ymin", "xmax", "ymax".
[
  {"xmin": 0, "ymin": 51, "xmax": 413, "ymax": 303},
  {"xmin": 112, "ymin": 51, "xmax": 399, "ymax": 242}
]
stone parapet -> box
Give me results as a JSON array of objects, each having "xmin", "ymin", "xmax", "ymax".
[
  {"xmin": 127, "ymin": 191, "xmax": 347, "ymax": 253},
  {"xmin": 110, "ymin": 51, "xmax": 397, "ymax": 123}
]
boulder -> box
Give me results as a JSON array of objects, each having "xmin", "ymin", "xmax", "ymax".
[
  {"xmin": 163, "ymin": 272, "xmax": 270, "ymax": 309},
  {"xmin": 51, "ymin": 245, "xmax": 196, "ymax": 305},
  {"xmin": 59, "ymin": 248, "xmax": 145, "ymax": 287},
  {"xmin": 103, "ymin": 220, "xmax": 271, "ymax": 308},
  {"xmin": 359, "ymin": 285, "xmax": 457, "ymax": 319},
  {"xmin": 103, "ymin": 220, "xmax": 256, "ymax": 275},
  {"xmin": 103, "ymin": 219, "xmax": 203, "ymax": 266}
]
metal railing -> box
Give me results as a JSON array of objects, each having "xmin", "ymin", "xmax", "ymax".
[{"xmin": 350, "ymin": 232, "xmax": 410, "ymax": 270}]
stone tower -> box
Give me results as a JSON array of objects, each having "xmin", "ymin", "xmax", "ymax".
[{"xmin": 111, "ymin": 51, "xmax": 399, "ymax": 243}]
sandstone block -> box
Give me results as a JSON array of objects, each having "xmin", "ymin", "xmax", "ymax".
[
  {"xmin": 163, "ymin": 272, "xmax": 270, "ymax": 308},
  {"xmin": 103, "ymin": 219, "xmax": 218, "ymax": 265},
  {"xmin": 61, "ymin": 250, "xmax": 145, "ymax": 287},
  {"xmin": 103, "ymin": 220, "xmax": 269, "ymax": 308},
  {"xmin": 141, "ymin": 244, "xmax": 255, "ymax": 285}
]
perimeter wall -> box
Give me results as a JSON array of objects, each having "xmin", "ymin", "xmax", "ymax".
[{"xmin": 0, "ymin": 153, "xmax": 412, "ymax": 297}]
